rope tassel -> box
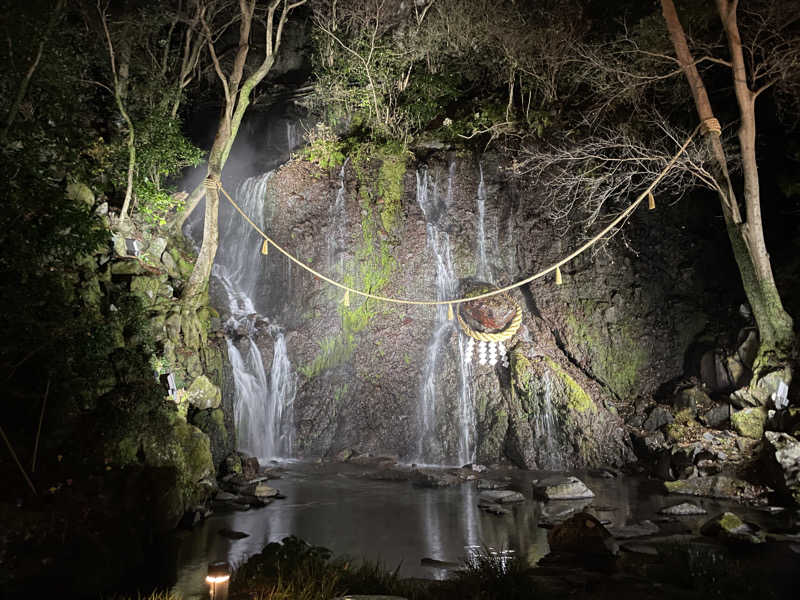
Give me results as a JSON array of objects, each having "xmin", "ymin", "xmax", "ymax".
[
  {"xmin": 261, "ymin": 239, "xmax": 269, "ymax": 255},
  {"xmin": 447, "ymin": 303, "xmax": 454, "ymax": 321},
  {"xmin": 648, "ymin": 191, "xmax": 656, "ymax": 211},
  {"xmin": 555, "ymin": 266, "xmax": 563, "ymax": 285},
  {"xmin": 342, "ymin": 289, "xmax": 350, "ymax": 308}
]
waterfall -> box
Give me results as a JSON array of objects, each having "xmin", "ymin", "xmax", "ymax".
[
  {"xmin": 215, "ymin": 172, "xmax": 296, "ymax": 461},
  {"xmin": 327, "ymin": 159, "xmax": 349, "ymax": 275},
  {"xmin": 476, "ymin": 162, "xmax": 492, "ymax": 282},
  {"xmin": 416, "ymin": 165, "xmax": 474, "ymax": 466},
  {"xmin": 286, "ymin": 121, "xmax": 301, "ymax": 152},
  {"xmin": 533, "ymin": 371, "xmax": 564, "ymax": 470}
]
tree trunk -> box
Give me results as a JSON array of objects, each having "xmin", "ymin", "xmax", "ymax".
[
  {"xmin": 1, "ymin": 0, "xmax": 65, "ymax": 142},
  {"xmin": 660, "ymin": 0, "xmax": 794, "ymax": 367}
]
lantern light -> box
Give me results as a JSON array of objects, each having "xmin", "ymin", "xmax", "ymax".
[{"xmin": 206, "ymin": 561, "xmax": 230, "ymax": 600}]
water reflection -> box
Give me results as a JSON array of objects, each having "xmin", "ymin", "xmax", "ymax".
[{"xmin": 170, "ymin": 464, "xmax": 792, "ymax": 599}]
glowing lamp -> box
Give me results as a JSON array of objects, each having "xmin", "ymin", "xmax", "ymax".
[{"xmin": 206, "ymin": 561, "xmax": 230, "ymax": 600}]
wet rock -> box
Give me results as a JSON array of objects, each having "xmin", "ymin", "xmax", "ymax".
[
  {"xmin": 253, "ymin": 483, "xmax": 279, "ymax": 498},
  {"xmin": 242, "ymin": 456, "xmax": 260, "ymax": 479},
  {"xmin": 218, "ymin": 528, "xmax": 249, "ymax": 540},
  {"xmin": 479, "ymin": 503, "xmax": 511, "ymax": 516},
  {"xmin": 351, "ymin": 454, "xmax": 398, "ymax": 467},
  {"xmin": 215, "ymin": 491, "xmax": 238, "ymax": 502},
  {"xmin": 608, "ymin": 520, "xmax": 659, "ymax": 539},
  {"xmin": 412, "ymin": 469, "xmax": 460, "ymax": 487},
  {"xmin": 478, "ymin": 490, "xmax": 525, "ymax": 504},
  {"xmin": 476, "ymin": 478, "xmax": 508, "ymax": 490},
  {"xmin": 663, "ymin": 475, "xmax": 751, "ymax": 499},
  {"xmin": 420, "ymin": 557, "xmax": 461, "ymax": 569},
  {"xmin": 533, "ymin": 476, "xmax": 595, "ymax": 500},
  {"xmin": 539, "ymin": 502, "xmax": 586, "ymax": 527},
  {"xmin": 548, "ymin": 512, "xmax": 618, "ymax": 556},
  {"xmin": 700, "ymin": 512, "xmax": 765, "ymax": 544},
  {"xmin": 762, "ymin": 431, "xmax": 800, "ymax": 505},
  {"xmin": 700, "ymin": 404, "xmax": 730, "ymax": 428},
  {"xmin": 731, "ymin": 406, "xmax": 767, "ymax": 439},
  {"xmin": 643, "ymin": 406, "xmax": 674, "ymax": 431}
]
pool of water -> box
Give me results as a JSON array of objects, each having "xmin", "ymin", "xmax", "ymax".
[{"xmin": 168, "ymin": 462, "xmax": 792, "ymax": 599}]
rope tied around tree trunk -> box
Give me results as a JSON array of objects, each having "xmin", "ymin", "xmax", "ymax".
[
  {"xmin": 701, "ymin": 117, "xmax": 722, "ymax": 136},
  {"xmin": 204, "ymin": 174, "xmax": 221, "ymax": 190}
]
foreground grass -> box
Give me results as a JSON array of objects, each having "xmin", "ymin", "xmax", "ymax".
[{"xmin": 118, "ymin": 537, "xmax": 534, "ymax": 600}]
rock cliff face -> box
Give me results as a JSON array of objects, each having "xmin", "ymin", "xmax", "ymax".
[{"xmin": 218, "ymin": 147, "xmax": 729, "ymax": 469}]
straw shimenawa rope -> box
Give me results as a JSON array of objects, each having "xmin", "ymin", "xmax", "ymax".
[
  {"xmin": 457, "ymin": 299, "xmax": 523, "ymax": 343},
  {"xmin": 216, "ymin": 124, "xmax": 702, "ymax": 308}
]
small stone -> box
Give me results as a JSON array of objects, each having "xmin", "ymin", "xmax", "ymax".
[
  {"xmin": 659, "ymin": 502, "xmax": 707, "ymax": 516},
  {"xmin": 643, "ymin": 406, "xmax": 674, "ymax": 431},
  {"xmin": 533, "ymin": 476, "xmax": 595, "ymax": 500},
  {"xmin": 479, "ymin": 490, "xmax": 525, "ymax": 504}
]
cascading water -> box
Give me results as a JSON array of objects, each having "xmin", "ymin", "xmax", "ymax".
[
  {"xmin": 327, "ymin": 159, "xmax": 349, "ymax": 275},
  {"xmin": 416, "ymin": 164, "xmax": 474, "ymax": 466},
  {"xmin": 475, "ymin": 162, "xmax": 492, "ymax": 282},
  {"xmin": 533, "ymin": 370, "xmax": 564, "ymax": 470},
  {"xmin": 214, "ymin": 172, "xmax": 297, "ymax": 461}
]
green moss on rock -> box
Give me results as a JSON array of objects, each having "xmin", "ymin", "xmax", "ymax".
[
  {"xmin": 731, "ymin": 407, "xmax": 767, "ymax": 439},
  {"xmin": 545, "ymin": 357, "xmax": 596, "ymax": 414}
]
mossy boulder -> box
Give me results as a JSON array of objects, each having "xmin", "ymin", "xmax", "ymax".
[
  {"xmin": 499, "ymin": 348, "xmax": 629, "ymax": 469},
  {"xmin": 130, "ymin": 275, "xmax": 162, "ymax": 305},
  {"xmin": 664, "ymin": 475, "xmax": 752, "ymax": 499},
  {"xmin": 66, "ymin": 181, "xmax": 95, "ymax": 206},
  {"xmin": 139, "ymin": 417, "xmax": 215, "ymax": 528},
  {"xmin": 700, "ymin": 512, "xmax": 765, "ymax": 544},
  {"xmin": 185, "ymin": 375, "xmax": 221, "ymax": 410},
  {"xmin": 731, "ymin": 407, "xmax": 767, "ymax": 439},
  {"xmin": 192, "ymin": 408, "xmax": 231, "ymax": 471}
]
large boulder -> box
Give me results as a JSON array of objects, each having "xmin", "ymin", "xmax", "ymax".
[
  {"xmin": 139, "ymin": 417, "xmax": 215, "ymax": 529},
  {"xmin": 762, "ymin": 431, "xmax": 800, "ymax": 505},
  {"xmin": 185, "ymin": 375, "xmax": 222, "ymax": 410},
  {"xmin": 731, "ymin": 407, "xmax": 767, "ymax": 439}
]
